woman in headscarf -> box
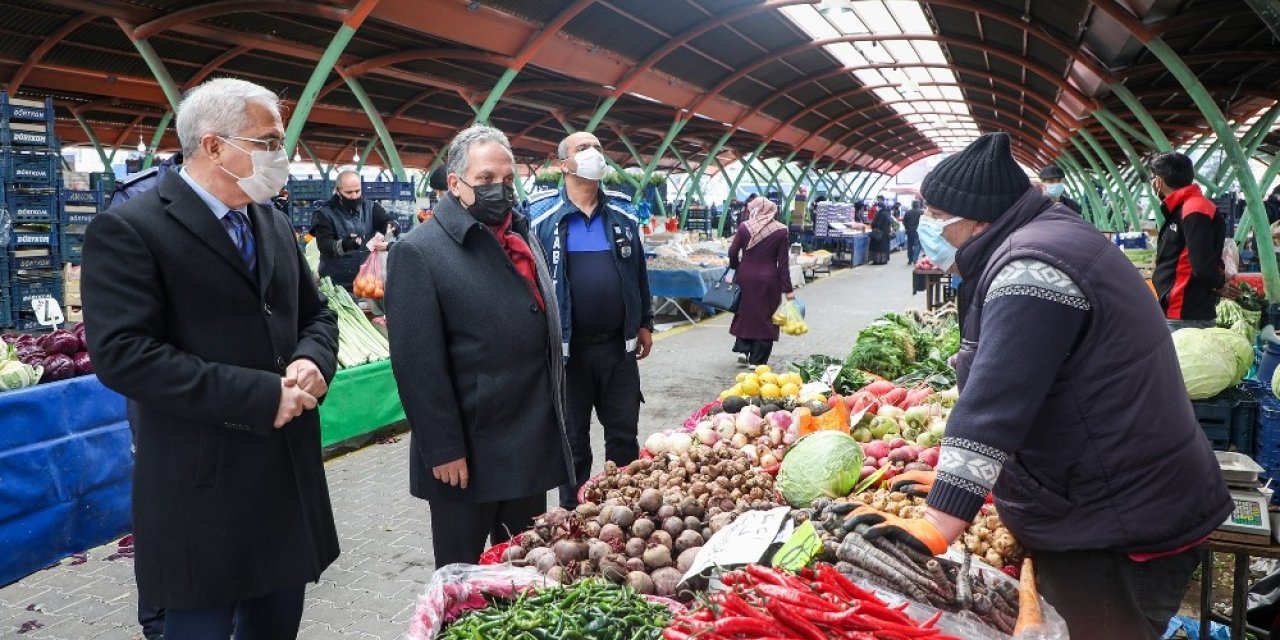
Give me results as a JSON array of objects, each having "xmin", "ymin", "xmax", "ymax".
[
  {"xmin": 726, "ymin": 197, "xmax": 795, "ymax": 367},
  {"xmin": 869, "ymin": 201, "xmax": 894, "ymax": 264}
]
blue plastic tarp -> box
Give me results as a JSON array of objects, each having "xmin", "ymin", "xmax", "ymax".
[
  {"xmin": 0, "ymin": 375, "xmax": 131, "ymax": 586},
  {"xmin": 648, "ymin": 267, "xmax": 727, "ymax": 300}
]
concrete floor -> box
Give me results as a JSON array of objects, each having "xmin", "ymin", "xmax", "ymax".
[{"xmin": 0, "ymin": 258, "xmax": 923, "ymax": 639}]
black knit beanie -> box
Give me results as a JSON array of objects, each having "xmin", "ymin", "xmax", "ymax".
[{"xmin": 920, "ymin": 132, "xmax": 1029, "ymax": 222}]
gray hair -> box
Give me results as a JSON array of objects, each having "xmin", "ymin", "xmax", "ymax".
[
  {"xmin": 558, "ymin": 136, "xmax": 571, "ymax": 160},
  {"xmin": 176, "ymin": 78, "xmax": 280, "ymax": 159},
  {"xmin": 447, "ymin": 124, "xmax": 512, "ymax": 178}
]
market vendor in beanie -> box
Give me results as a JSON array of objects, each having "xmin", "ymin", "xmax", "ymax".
[
  {"xmin": 1037, "ymin": 164, "xmax": 1081, "ymax": 214},
  {"xmin": 851, "ymin": 132, "xmax": 1231, "ymax": 640}
]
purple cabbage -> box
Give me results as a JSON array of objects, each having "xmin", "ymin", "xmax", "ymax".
[
  {"xmin": 72, "ymin": 351, "xmax": 93, "ymax": 376},
  {"xmin": 14, "ymin": 334, "xmax": 36, "ymax": 348},
  {"xmin": 72, "ymin": 323, "xmax": 88, "ymax": 351},
  {"xmin": 14, "ymin": 343, "xmax": 43, "ymax": 361},
  {"xmin": 1, "ymin": 334, "xmax": 16, "ymax": 345},
  {"xmin": 41, "ymin": 354, "xmax": 76, "ymax": 382},
  {"xmin": 41, "ymin": 330, "xmax": 80, "ymax": 356}
]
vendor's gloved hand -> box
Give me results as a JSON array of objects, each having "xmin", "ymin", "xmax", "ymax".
[
  {"xmin": 848, "ymin": 505, "xmax": 949, "ymax": 556},
  {"xmin": 889, "ymin": 470, "xmax": 936, "ymax": 498},
  {"xmin": 340, "ymin": 235, "xmax": 363, "ymax": 251}
]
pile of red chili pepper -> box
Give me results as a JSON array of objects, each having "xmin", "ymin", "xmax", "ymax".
[{"xmin": 663, "ymin": 563, "xmax": 958, "ymax": 640}]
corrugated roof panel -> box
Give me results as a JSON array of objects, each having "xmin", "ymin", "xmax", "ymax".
[
  {"xmin": 563, "ymin": 4, "xmax": 665, "ymax": 62},
  {"xmin": 690, "ymin": 27, "xmax": 759, "ymax": 70},
  {"xmin": 727, "ymin": 12, "xmax": 814, "ymax": 60},
  {"xmin": 655, "ymin": 48, "xmax": 722, "ymax": 89},
  {"xmin": 930, "ymin": 7, "xmax": 980, "ymax": 39},
  {"xmin": 483, "ymin": 0, "xmax": 570, "ymax": 27},
  {"xmin": 719, "ymin": 81, "xmax": 777, "ymax": 114},
  {"xmin": 45, "ymin": 45, "xmax": 153, "ymax": 80},
  {"xmin": 204, "ymin": 13, "xmax": 335, "ymax": 49}
]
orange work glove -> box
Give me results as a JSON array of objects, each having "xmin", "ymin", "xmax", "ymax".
[
  {"xmin": 888, "ymin": 469, "xmax": 936, "ymax": 498},
  {"xmin": 848, "ymin": 505, "xmax": 949, "ymax": 556}
]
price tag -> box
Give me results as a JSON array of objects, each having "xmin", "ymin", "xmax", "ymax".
[
  {"xmin": 820, "ymin": 364, "xmax": 843, "ymax": 386},
  {"xmin": 679, "ymin": 506, "xmax": 791, "ymax": 586},
  {"xmin": 771, "ymin": 520, "xmax": 825, "ymax": 571},
  {"xmin": 30, "ymin": 295, "xmax": 64, "ymax": 327}
]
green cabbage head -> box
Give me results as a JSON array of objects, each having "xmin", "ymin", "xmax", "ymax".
[
  {"xmin": 777, "ymin": 430, "xmax": 864, "ymax": 507},
  {"xmin": 1203, "ymin": 327, "xmax": 1254, "ymax": 382},
  {"xmin": 1172, "ymin": 328, "xmax": 1241, "ymax": 400}
]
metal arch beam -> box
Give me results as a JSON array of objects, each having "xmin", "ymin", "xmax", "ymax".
[
  {"xmin": 1077, "ymin": 128, "xmax": 1143, "ymax": 230},
  {"xmin": 830, "ymin": 115, "xmax": 1047, "ymax": 171},
  {"xmin": 114, "ymin": 19, "xmax": 183, "ymax": 110},
  {"xmin": 133, "ymin": 1, "xmax": 349, "ymax": 40},
  {"xmin": 1091, "ymin": 110, "xmax": 1163, "ymax": 224},
  {"xmin": 340, "ymin": 49, "xmax": 513, "ymax": 84},
  {"xmin": 1118, "ymin": 51, "xmax": 1280, "ymax": 80},
  {"xmin": 281, "ymin": 0, "xmax": 381, "ymax": 155},
  {"xmin": 391, "ymin": 88, "xmax": 442, "ymax": 119},
  {"xmin": 1154, "ymin": 3, "xmax": 1258, "ymax": 34},
  {"xmin": 684, "ymin": 33, "xmax": 1096, "ymax": 121},
  {"xmin": 340, "ymin": 72, "xmax": 404, "ymax": 180},
  {"xmin": 813, "ymin": 103, "xmax": 1054, "ymax": 164},
  {"xmin": 499, "ymin": 82, "xmax": 615, "ymax": 98},
  {"xmin": 186, "ymin": 45, "xmax": 252, "ymax": 88},
  {"xmin": 7, "ymin": 12, "xmax": 95, "ymax": 94}
]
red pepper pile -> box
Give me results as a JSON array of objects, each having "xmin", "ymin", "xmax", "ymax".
[{"xmin": 664, "ymin": 563, "xmax": 958, "ymax": 640}]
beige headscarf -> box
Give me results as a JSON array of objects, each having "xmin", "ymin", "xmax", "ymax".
[{"xmin": 742, "ymin": 197, "xmax": 786, "ymax": 250}]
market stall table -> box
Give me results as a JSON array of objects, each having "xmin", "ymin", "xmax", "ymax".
[
  {"xmin": 0, "ymin": 374, "xmax": 130, "ymax": 587},
  {"xmin": 319, "ymin": 359, "xmax": 406, "ymax": 447},
  {"xmin": 1200, "ymin": 532, "xmax": 1280, "ymax": 639},
  {"xmin": 647, "ymin": 266, "xmax": 727, "ymax": 325},
  {"xmin": 913, "ymin": 268, "xmax": 953, "ymax": 311}
]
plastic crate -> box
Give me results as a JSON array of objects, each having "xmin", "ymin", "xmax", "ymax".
[
  {"xmin": 60, "ymin": 233, "xmax": 83, "ymax": 264},
  {"xmin": 0, "ymin": 150, "xmax": 59, "ymax": 186},
  {"xmin": 61, "ymin": 189, "xmax": 105, "ymax": 208},
  {"xmin": 89, "ymin": 171, "xmax": 116, "ymax": 194},
  {"xmin": 362, "ymin": 180, "xmax": 414, "ymax": 201},
  {"xmin": 1193, "ymin": 386, "xmax": 1257, "ymax": 455},
  {"xmin": 1, "ymin": 93, "xmax": 53, "ymax": 123},
  {"xmin": 0, "ymin": 120, "xmax": 55, "ymax": 148},
  {"xmin": 0, "ymin": 285, "xmax": 10, "ymax": 329},
  {"xmin": 286, "ymin": 178, "xmax": 332, "ymax": 201},
  {"xmin": 8, "ymin": 222, "xmax": 58, "ymax": 248},
  {"xmin": 9, "ymin": 275, "xmax": 62, "ymax": 330},
  {"xmin": 5, "ymin": 190, "xmax": 58, "ymax": 223},
  {"xmin": 8, "ymin": 250, "xmax": 59, "ymax": 271},
  {"xmin": 1113, "ymin": 232, "xmax": 1148, "ymax": 249}
]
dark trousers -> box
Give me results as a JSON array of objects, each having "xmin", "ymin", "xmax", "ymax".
[
  {"xmin": 1034, "ymin": 547, "xmax": 1200, "ymax": 640},
  {"xmin": 558, "ymin": 340, "xmax": 642, "ymax": 509},
  {"xmin": 906, "ymin": 231, "xmax": 920, "ymax": 263},
  {"xmin": 733, "ymin": 338, "xmax": 775, "ymax": 367},
  {"xmin": 162, "ymin": 584, "xmax": 305, "ymax": 640},
  {"xmin": 428, "ymin": 494, "xmax": 546, "ymax": 567}
]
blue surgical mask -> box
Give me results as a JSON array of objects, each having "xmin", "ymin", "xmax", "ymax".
[
  {"xmin": 919, "ymin": 215, "xmax": 965, "ymax": 271},
  {"xmin": 1044, "ymin": 183, "xmax": 1066, "ymax": 199}
]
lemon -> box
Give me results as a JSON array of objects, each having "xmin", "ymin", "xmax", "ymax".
[
  {"xmin": 729, "ymin": 384, "xmax": 744, "ymax": 396},
  {"xmin": 740, "ymin": 379, "xmax": 761, "ymax": 396},
  {"xmin": 744, "ymin": 374, "xmax": 761, "ymax": 387},
  {"xmin": 760, "ymin": 372, "xmax": 779, "ymax": 386},
  {"xmin": 760, "ymin": 383, "xmax": 782, "ymax": 399},
  {"xmin": 787, "ymin": 372, "xmax": 805, "ymax": 386},
  {"xmin": 719, "ymin": 389, "xmax": 733, "ymax": 400},
  {"xmin": 755, "ymin": 364, "xmax": 772, "ymax": 376},
  {"xmin": 781, "ymin": 382, "xmax": 800, "ymax": 397},
  {"xmin": 735, "ymin": 372, "xmax": 749, "ymax": 382}
]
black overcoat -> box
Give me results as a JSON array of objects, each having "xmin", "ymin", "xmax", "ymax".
[
  {"xmin": 385, "ymin": 195, "xmax": 574, "ymax": 504},
  {"xmin": 81, "ymin": 171, "xmax": 340, "ymax": 609}
]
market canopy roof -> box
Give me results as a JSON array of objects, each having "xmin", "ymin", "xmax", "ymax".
[{"xmin": 3, "ymin": 0, "xmax": 1277, "ymax": 177}]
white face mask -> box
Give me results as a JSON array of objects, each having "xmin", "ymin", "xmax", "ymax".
[
  {"xmin": 218, "ymin": 137, "xmax": 290, "ymax": 203},
  {"xmin": 572, "ymin": 148, "xmax": 607, "ymax": 181}
]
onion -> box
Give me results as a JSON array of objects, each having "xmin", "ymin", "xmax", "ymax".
[
  {"xmin": 644, "ymin": 432, "xmax": 670, "ymax": 455},
  {"xmin": 736, "ymin": 411, "xmax": 765, "ymax": 438},
  {"xmin": 715, "ymin": 415, "xmax": 737, "ymax": 441},
  {"xmin": 667, "ymin": 432, "xmax": 693, "ymax": 455},
  {"xmin": 693, "ymin": 423, "xmax": 719, "ymax": 446}
]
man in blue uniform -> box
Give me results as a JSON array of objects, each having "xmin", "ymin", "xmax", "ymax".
[{"xmin": 527, "ymin": 131, "xmax": 654, "ymax": 509}]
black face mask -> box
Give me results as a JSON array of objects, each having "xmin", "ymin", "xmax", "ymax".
[
  {"xmin": 459, "ymin": 179, "xmax": 514, "ymax": 225},
  {"xmin": 339, "ymin": 195, "xmax": 363, "ymax": 211}
]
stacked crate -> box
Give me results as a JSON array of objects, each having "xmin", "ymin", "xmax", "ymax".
[
  {"xmin": 362, "ymin": 179, "xmax": 417, "ymax": 230},
  {"xmin": 2, "ymin": 92, "xmax": 62, "ymax": 329},
  {"xmin": 286, "ymin": 178, "xmax": 332, "ymax": 232}
]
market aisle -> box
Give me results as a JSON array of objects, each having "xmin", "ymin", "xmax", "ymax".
[{"xmin": 0, "ymin": 260, "xmax": 924, "ymax": 640}]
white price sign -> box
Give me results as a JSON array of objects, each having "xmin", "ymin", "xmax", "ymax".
[
  {"xmin": 29, "ymin": 295, "xmax": 64, "ymax": 327},
  {"xmin": 820, "ymin": 364, "xmax": 843, "ymax": 387}
]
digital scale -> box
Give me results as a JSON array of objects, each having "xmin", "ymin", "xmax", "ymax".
[{"xmin": 1216, "ymin": 452, "xmax": 1273, "ymax": 539}]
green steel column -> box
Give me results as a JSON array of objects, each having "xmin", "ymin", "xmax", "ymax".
[
  {"xmin": 680, "ymin": 129, "xmax": 735, "ymax": 219},
  {"xmin": 1096, "ymin": 108, "xmax": 1158, "ymax": 150},
  {"xmin": 613, "ymin": 130, "xmax": 646, "ymax": 169},
  {"xmin": 141, "ymin": 110, "xmax": 174, "ymax": 170},
  {"xmin": 356, "ymin": 137, "xmax": 378, "ymax": 170},
  {"xmin": 298, "ymin": 139, "xmax": 328, "ymax": 176},
  {"xmin": 640, "ymin": 118, "xmax": 690, "ymax": 194},
  {"xmin": 119, "ymin": 30, "xmax": 182, "ymax": 110},
  {"xmin": 71, "ymin": 111, "xmax": 111, "ymax": 167},
  {"xmin": 1109, "ymin": 83, "xmax": 1173, "ymax": 152},
  {"xmin": 1209, "ymin": 103, "xmax": 1280, "ymax": 194},
  {"xmin": 719, "ymin": 144, "xmax": 767, "ymax": 234},
  {"xmin": 343, "ymin": 76, "xmax": 405, "ymax": 180},
  {"xmin": 1059, "ymin": 164, "xmax": 1093, "ymax": 225},
  {"xmin": 1144, "ymin": 36, "xmax": 1280, "ymax": 299},
  {"xmin": 1069, "ymin": 137, "xmax": 1130, "ymax": 230},
  {"xmin": 1059, "ymin": 153, "xmax": 1109, "ymax": 229},
  {"xmin": 585, "ymin": 96, "xmax": 620, "ymax": 134},
  {"xmin": 1078, "ymin": 129, "xmax": 1143, "ymax": 230},
  {"xmin": 1093, "ymin": 110, "xmax": 1163, "ymax": 225},
  {"xmin": 474, "ymin": 68, "xmax": 519, "ymax": 125},
  {"xmin": 281, "ymin": 0, "xmax": 379, "ymax": 155}
]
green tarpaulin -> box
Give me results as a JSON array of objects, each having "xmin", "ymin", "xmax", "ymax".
[{"xmin": 319, "ymin": 359, "xmax": 405, "ymax": 447}]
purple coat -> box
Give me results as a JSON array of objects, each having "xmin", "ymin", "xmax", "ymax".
[{"xmin": 728, "ymin": 225, "xmax": 793, "ymax": 341}]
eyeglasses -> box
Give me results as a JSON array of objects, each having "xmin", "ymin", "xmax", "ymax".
[{"xmin": 220, "ymin": 135, "xmax": 284, "ymax": 153}]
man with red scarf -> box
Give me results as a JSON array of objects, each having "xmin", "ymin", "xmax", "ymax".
[{"xmin": 385, "ymin": 125, "xmax": 574, "ymax": 566}]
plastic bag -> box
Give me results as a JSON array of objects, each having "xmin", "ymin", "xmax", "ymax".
[
  {"xmin": 1223, "ymin": 240, "xmax": 1240, "ymax": 280},
  {"xmin": 404, "ymin": 563, "xmax": 558, "ymax": 640},
  {"xmin": 773, "ymin": 299, "xmax": 809, "ymax": 336},
  {"xmin": 353, "ymin": 249, "xmax": 385, "ymax": 299}
]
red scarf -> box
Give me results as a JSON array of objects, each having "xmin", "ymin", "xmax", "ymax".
[{"xmin": 489, "ymin": 214, "xmax": 545, "ymax": 310}]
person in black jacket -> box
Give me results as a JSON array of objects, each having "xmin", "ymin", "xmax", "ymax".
[
  {"xmin": 903, "ymin": 200, "xmax": 923, "ymax": 264},
  {"xmin": 386, "ymin": 125, "xmax": 573, "ymax": 567},
  {"xmin": 1149, "ymin": 152, "xmax": 1229, "ymax": 329},
  {"xmin": 311, "ymin": 170, "xmax": 397, "ymax": 293},
  {"xmin": 1038, "ymin": 165, "xmax": 1082, "ymax": 215},
  {"xmin": 82, "ymin": 77, "xmax": 340, "ymax": 640}
]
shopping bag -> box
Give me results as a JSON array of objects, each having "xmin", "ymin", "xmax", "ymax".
[
  {"xmin": 702, "ymin": 271, "xmax": 741, "ymax": 312},
  {"xmin": 1223, "ymin": 239, "xmax": 1240, "ymax": 280},
  {"xmin": 353, "ymin": 251, "xmax": 385, "ymax": 299},
  {"xmin": 773, "ymin": 299, "xmax": 808, "ymax": 335}
]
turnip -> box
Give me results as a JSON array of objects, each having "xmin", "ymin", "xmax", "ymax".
[
  {"xmin": 918, "ymin": 447, "xmax": 941, "ymax": 467},
  {"xmin": 731, "ymin": 433, "xmax": 749, "ymax": 448},
  {"xmin": 693, "ymin": 423, "xmax": 719, "ymax": 446},
  {"xmin": 715, "ymin": 415, "xmax": 737, "ymax": 441},
  {"xmin": 667, "ymin": 432, "xmax": 693, "ymax": 455},
  {"xmin": 740, "ymin": 444, "xmax": 760, "ymax": 464},
  {"xmin": 644, "ymin": 432, "xmax": 670, "ymax": 455},
  {"xmin": 736, "ymin": 411, "xmax": 764, "ymax": 438},
  {"xmin": 759, "ymin": 451, "xmax": 778, "ymax": 468}
]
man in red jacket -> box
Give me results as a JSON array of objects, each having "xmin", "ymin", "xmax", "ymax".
[{"xmin": 1149, "ymin": 152, "xmax": 1230, "ymax": 330}]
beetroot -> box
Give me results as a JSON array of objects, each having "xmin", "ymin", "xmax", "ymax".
[{"xmin": 650, "ymin": 567, "xmax": 683, "ymax": 598}]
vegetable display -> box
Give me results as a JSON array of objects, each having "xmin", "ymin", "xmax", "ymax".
[
  {"xmin": 776, "ymin": 431, "xmax": 864, "ymax": 508},
  {"xmin": 664, "ymin": 563, "xmax": 957, "ymax": 640},
  {"xmin": 840, "ymin": 491, "xmax": 1023, "ymax": 570},
  {"xmin": 439, "ymin": 579, "xmax": 671, "ymax": 640},
  {"xmin": 1171, "ymin": 327, "xmax": 1249, "ymax": 399},
  {"xmin": 0, "ymin": 323, "xmax": 93, "ymax": 391},
  {"xmin": 318, "ymin": 277, "xmax": 391, "ymax": 368}
]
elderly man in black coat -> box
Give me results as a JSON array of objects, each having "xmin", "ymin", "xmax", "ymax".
[
  {"xmin": 82, "ymin": 78, "xmax": 340, "ymax": 639},
  {"xmin": 386, "ymin": 124, "xmax": 574, "ymax": 567}
]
